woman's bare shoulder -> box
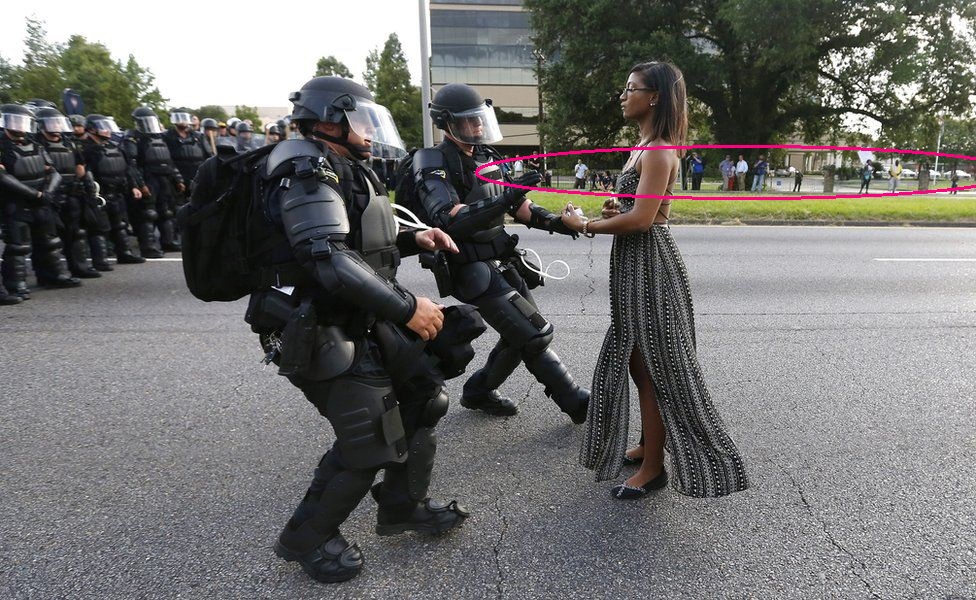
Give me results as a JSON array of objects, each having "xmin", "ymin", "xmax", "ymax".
[{"xmin": 636, "ymin": 143, "xmax": 679, "ymax": 174}]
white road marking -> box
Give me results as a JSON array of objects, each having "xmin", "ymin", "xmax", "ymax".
[{"xmin": 873, "ymin": 258, "xmax": 976, "ymax": 262}]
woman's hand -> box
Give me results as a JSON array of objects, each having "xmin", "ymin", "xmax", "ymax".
[
  {"xmin": 601, "ymin": 198, "xmax": 620, "ymax": 219},
  {"xmin": 561, "ymin": 202, "xmax": 585, "ymax": 232}
]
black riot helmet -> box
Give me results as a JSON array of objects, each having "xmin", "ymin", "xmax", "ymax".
[
  {"xmin": 131, "ymin": 106, "xmax": 164, "ymax": 134},
  {"xmin": 201, "ymin": 117, "xmax": 218, "ymax": 130},
  {"xmin": 26, "ymin": 98, "xmax": 57, "ymax": 110},
  {"xmin": 267, "ymin": 124, "xmax": 281, "ymax": 136},
  {"xmin": 0, "ymin": 103, "xmax": 36, "ymax": 140},
  {"xmin": 288, "ymin": 76, "xmax": 406, "ymax": 159},
  {"xmin": 34, "ymin": 106, "xmax": 73, "ymax": 135},
  {"xmin": 85, "ymin": 114, "xmax": 122, "ymax": 141},
  {"xmin": 429, "ymin": 83, "xmax": 503, "ymax": 145}
]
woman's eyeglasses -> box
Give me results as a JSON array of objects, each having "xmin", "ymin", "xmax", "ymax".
[{"xmin": 622, "ymin": 87, "xmax": 653, "ymax": 95}]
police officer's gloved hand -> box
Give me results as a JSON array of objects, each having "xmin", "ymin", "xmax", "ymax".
[
  {"xmin": 37, "ymin": 191, "xmax": 57, "ymax": 206},
  {"xmin": 502, "ymin": 172, "xmax": 543, "ymax": 209}
]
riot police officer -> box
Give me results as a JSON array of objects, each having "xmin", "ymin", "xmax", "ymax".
[
  {"xmin": 200, "ymin": 118, "xmax": 219, "ymax": 155},
  {"xmin": 83, "ymin": 114, "xmax": 145, "ymax": 266},
  {"xmin": 163, "ymin": 110, "xmax": 210, "ymax": 194},
  {"xmin": 0, "ymin": 103, "xmax": 81, "ymax": 298},
  {"xmin": 226, "ymin": 76, "xmax": 470, "ymax": 583},
  {"xmin": 265, "ymin": 124, "xmax": 282, "ymax": 145},
  {"xmin": 35, "ymin": 106, "xmax": 101, "ymax": 278},
  {"xmin": 234, "ymin": 121, "xmax": 257, "ymax": 152},
  {"xmin": 410, "ymin": 83, "xmax": 589, "ymax": 421},
  {"xmin": 123, "ymin": 106, "xmax": 185, "ymax": 256}
]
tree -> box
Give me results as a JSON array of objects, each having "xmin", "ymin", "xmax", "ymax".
[
  {"xmin": 0, "ymin": 19, "xmax": 167, "ymax": 129},
  {"xmin": 315, "ymin": 56, "xmax": 353, "ymax": 78},
  {"xmin": 363, "ymin": 33, "xmax": 423, "ymax": 149},
  {"xmin": 15, "ymin": 17, "xmax": 63, "ymax": 104},
  {"xmin": 526, "ymin": 0, "xmax": 976, "ymax": 150},
  {"xmin": 195, "ymin": 105, "xmax": 230, "ymax": 122},
  {"xmin": 234, "ymin": 105, "xmax": 263, "ymax": 131}
]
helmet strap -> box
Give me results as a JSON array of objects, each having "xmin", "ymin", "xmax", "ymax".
[{"xmin": 308, "ymin": 121, "xmax": 370, "ymax": 159}]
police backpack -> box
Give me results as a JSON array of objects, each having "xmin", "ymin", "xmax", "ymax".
[{"xmin": 177, "ymin": 144, "xmax": 281, "ymax": 302}]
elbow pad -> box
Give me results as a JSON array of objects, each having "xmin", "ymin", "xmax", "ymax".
[
  {"xmin": 309, "ymin": 245, "xmax": 416, "ymax": 324},
  {"xmin": 445, "ymin": 193, "xmax": 512, "ymax": 238},
  {"xmin": 412, "ymin": 148, "xmax": 459, "ymax": 229}
]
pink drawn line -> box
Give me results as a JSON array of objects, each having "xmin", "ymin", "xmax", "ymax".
[{"xmin": 475, "ymin": 145, "xmax": 976, "ymax": 201}]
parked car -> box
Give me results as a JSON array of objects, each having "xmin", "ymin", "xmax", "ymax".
[
  {"xmin": 899, "ymin": 168, "xmax": 917, "ymax": 179},
  {"xmin": 951, "ymin": 169, "xmax": 972, "ymax": 179}
]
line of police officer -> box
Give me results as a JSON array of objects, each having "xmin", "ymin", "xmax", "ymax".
[{"xmin": 0, "ymin": 102, "xmax": 216, "ymax": 305}]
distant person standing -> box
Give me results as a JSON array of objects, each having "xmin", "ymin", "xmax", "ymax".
[
  {"xmin": 513, "ymin": 158, "xmax": 524, "ymax": 178},
  {"xmin": 735, "ymin": 154, "xmax": 748, "ymax": 191},
  {"xmin": 858, "ymin": 160, "xmax": 873, "ymax": 194},
  {"xmin": 690, "ymin": 152, "xmax": 704, "ymax": 190},
  {"xmin": 888, "ymin": 159, "xmax": 902, "ymax": 192},
  {"xmin": 750, "ymin": 154, "xmax": 768, "ymax": 191},
  {"xmin": 574, "ymin": 159, "xmax": 588, "ymax": 189},
  {"xmin": 950, "ymin": 170, "xmax": 959, "ymax": 195},
  {"xmin": 718, "ymin": 154, "xmax": 734, "ymax": 191},
  {"xmin": 793, "ymin": 168, "xmax": 803, "ymax": 192}
]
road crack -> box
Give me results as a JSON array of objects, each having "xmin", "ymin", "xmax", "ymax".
[
  {"xmin": 781, "ymin": 465, "xmax": 882, "ymax": 599},
  {"xmin": 580, "ymin": 237, "xmax": 596, "ymax": 314}
]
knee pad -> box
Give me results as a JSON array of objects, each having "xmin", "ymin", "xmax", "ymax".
[
  {"xmin": 316, "ymin": 378, "xmax": 408, "ymax": 470},
  {"xmin": 7, "ymin": 242, "xmax": 32, "ymax": 256},
  {"xmin": 451, "ymin": 261, "xmax": 493, "ymax": 302},
  {"xmin": 36, "ymin": 235, "xmax": 63, "ymax": 253},
  {"xmin": 522, "ymin": 325, "xmax": 554, "ymax": 356},
  {"xmin": 420, "ymin": 387, "xmax": 449, "ymax": 427}
]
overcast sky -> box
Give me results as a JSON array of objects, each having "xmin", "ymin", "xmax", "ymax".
[{"xmin": 0, "ymin": 0, "xmax": 424, "ymax": 108}]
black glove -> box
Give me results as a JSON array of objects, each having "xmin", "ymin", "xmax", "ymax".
[
  {"xmin": 502, "ymin": 172, "xmax": 543, "ymax": 208},
  {"xmin": 35, "ymin": 191, "xmax": 56, "ymax": 206},
  {"xmin": 525, "ymin": 203, "xmax": 579, "ymax": 239}
]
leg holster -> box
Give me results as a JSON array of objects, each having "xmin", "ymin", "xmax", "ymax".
[{"xmin": 474, "ymin": 289, "xmax": 554, "ymax": 353}]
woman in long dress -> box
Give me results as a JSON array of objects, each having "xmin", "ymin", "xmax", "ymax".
[{"xmin": 561, "ymin": 62, "xmax": 749, "ymax": 500}]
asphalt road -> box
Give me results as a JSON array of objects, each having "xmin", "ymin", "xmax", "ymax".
[{"xmin": 1, "ymin": 226, "xmax": 974, "ymax": 600}]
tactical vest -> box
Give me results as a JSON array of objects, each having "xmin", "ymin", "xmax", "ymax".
[
  {"xmin": 138, "ymin": 134, "xmax": 175, "ymax": 175},
  {"xmin": 440, "ymin": 141, "xmax": 515, "ymax": 260},
  {"xmin": 6, "ymin": 140, "xmax": 48, "ymax": 190},
  {"xmin": 41, "ymin": 138, "xmax": 78, "ymax": 186},
  {"xmin": 91, "ymin": 142, "xmax": 129, "ymax": 190},
  {"xmin": 359, "ymin": 174, "xmax": 400, "ymax": 281},
  {"xmin": 169, "ymin": 132, "xmax": 206, "ymax": 170}
]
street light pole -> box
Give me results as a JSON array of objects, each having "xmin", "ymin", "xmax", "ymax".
[
  {"xmin": 419, "ymin": 0, "xmax": 433, "ymax": 147},
  {"xmin": 933, "ymin": 114, "xmax": 945, "ymax": 181}
]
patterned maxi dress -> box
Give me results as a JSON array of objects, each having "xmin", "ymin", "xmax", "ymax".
[{"xmin": 579, "ymin": 167, "xmax": 750, "ymax": 498}]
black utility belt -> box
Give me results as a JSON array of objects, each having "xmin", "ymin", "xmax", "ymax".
[{"xmin": 146, "ymin": 166, "xmax": 176, "ymax": 175}]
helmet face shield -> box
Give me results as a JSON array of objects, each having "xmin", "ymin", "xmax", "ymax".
[
  {"xmin": 90, "ymin": 117, "xmax": 121, "ymax": 137},
  {"xmin": 136, "ymin": 115, "xmax": 164, "ymax": 134},
  {"xmin": 39, "ymin": 116, "xmax": 72, "ymax": 133},
  {"xmin": 1, "ymin": 113, "xmax": 35, "ymax": 135},
  {"xmin": 170, "ymin": 112, "xmax": 193, "ymax": 125},
  {"xmin": 344, "ymin": 101, "xmax": 406, "ymax": 159},
  {"xmin": 444, "ymin": 103, "xmax": 502, "ymax": 145}
]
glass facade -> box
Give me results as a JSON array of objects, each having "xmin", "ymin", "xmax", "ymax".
[{"xmin": 430, "ymin": 8, "xmax": 536, "ymax": 87}]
